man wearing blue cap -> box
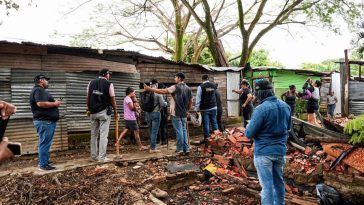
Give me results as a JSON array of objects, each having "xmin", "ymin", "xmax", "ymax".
[{"xmin": 245, "ymin": 79, "xmax": 291, "ymax": 205}]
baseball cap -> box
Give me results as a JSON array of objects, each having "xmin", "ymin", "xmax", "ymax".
[
  {"xmin": 99, "ymin": 68, "xmax": 112, "ymax": 77},
  {"xmin": 255, "ymin": 79, "xmax": 273, "ymax": 91},
  {"xmin": 34, "ymin": 74, "xmax": 50, "ymax": 83}
]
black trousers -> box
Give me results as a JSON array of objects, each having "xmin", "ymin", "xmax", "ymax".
[
  {"xmin": 158, "ymin": 117, "xmax": 167, "ymax": 144},
  {"xmin": 242, "ymin": 107, "xmax": 253, "ymax": 128},
  {"xmin": 217, "ymin": 110, "xmax": 224, "ymax": 132}
]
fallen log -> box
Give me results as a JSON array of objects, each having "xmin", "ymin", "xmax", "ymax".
[{"xmin": 305, "ymin": 134, "xmax": 349, "ymax": 143}]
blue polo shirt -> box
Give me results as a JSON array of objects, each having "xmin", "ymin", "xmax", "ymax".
[{"xmin": 245, "ymin": 96, "xmax": 291, "ymax": 156}]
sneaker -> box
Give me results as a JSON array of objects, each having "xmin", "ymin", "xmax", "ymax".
[
  {"xmin": 177, "ymin": 151, "xmax": 184, "ymax": 155},
  {"xmin": 149, "ymin": 149, "xmax": 161, "ymax": 154},
  {"xmin": 89, "ymin": 158, "xmax": 97, "ymax": 162},
  {"xmin": 38, "ymin": 165, "xmax": 56, "ymax": 171},
  {"xmin": 98, "ymin": 157, "xmax": 111, "ymax": 163},
  {"xmin": 184, "ymin": 150, "xmax": 190, "ymax": 155},
  {"xmin": 48, "ymin": 161, "xmax": 54, "ymax": 165}
]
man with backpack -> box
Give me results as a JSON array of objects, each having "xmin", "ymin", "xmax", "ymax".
[
  {"xmin": 141, "ymin": 79, "xmax": 167, "ymax": 153},
  {"xmin": 144, "ymin": 72, "xmax": 192, "ymax": 154},
  {"xmin": 195, "ymin": 75, "xmax": 219, "ymax": 144},
  {"xmin": 87, "ymin": 69, "xmax": 118, "ymax": 162}
]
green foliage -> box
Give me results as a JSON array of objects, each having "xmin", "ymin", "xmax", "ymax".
[
  {"xmin": 1, "ymin": 0, "xmax": 20, "ymax": 15},
  {"xmin": 300, "ymin": 59, "xmax": 340, "ymax": 72},
  {"xmin": 295, "ymin": 98, "xmax": 307, "ymax": 114},
  {"xmin": 230, "ymin": 49, "xmax": 283, "ymax": 68},
  {"xmin": 344, "ymin": 115, "xmax": 364, "ymax": 145}
]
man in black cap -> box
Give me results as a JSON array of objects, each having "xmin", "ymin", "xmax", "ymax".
[
  {"xmin": 232, "ymin": 79, "xmax": 254, "ymax": 127},
  {"xmin": 29, "ymin": 74, "xmax": 61, "ymax": 171},
  {"xmin": 245, "ymin": 79, "xmax": 291, "ymax": 205},
  {"xmin": 87, "ymin": 68, "xmax": 118, "ymax": 162},
  {"xmin": 144, "ymin": 72, "xmax": 192, "ymax": 154}
]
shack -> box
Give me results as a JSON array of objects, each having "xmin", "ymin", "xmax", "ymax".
[{"xmin": 0, "ymin": 41, "xmax": 139, "ymax": 154}]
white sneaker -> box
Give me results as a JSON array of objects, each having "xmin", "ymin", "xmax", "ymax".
[
  {"xmin": 149, "ymin": 149, "xmax": 161, "ymax": 154},
  {"xmin": 98, "ymin": 157, "xmax": 111, "ymax": 163}
]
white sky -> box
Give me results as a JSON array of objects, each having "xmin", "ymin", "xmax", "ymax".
[{"xmin": 0, "ymin": 0, "xmax": 360, "ymax": 68}]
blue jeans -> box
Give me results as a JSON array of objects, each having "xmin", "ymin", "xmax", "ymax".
[
  {"xmin": 201, "ymin": 109, "xmax": 218, "ymax": 139},
  {"xmin": 254, "ymin": 155, "xmax": 286, "ymax": 205},
  {"xmin": 33, "ymin": 120, "xmax": 57, "ymax": 167},
  {"xmin": 171, "ymin": 116, "xmax": 189, "ymax": 152},
  {"xmin": 328, "ymin": 104, "xmax": 335, "ymax": 118},
  {"xmin": 146, "ymin": 112, "xmax": 161, "ymax": 150}
]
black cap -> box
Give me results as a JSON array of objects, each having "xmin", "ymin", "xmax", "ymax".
[
  {"xmin": 240, "ymin": 79, "xmax": 249, "ymax": 85},
  {"xmin": 34, "ymin": 74, "xmax": 50, "ymax": 83},
  {"xmin": 175, "ymin": 72, "xmax": 185, "ymax": 80},
  {"xmin": 151, "ymin": 79, "xmax": 158, "ymax": 84},
  {"xmin": 99, "ymin": 68, "xmax": 112, "ymax": 77},
  {"xmin": 255, "ymin": 79, "xmax": 273, "ymax": 91}
]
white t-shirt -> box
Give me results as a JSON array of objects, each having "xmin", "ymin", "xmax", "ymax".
[{"xmin": 312, "ymin": 87, "xmax": 320, "ymax": 100}]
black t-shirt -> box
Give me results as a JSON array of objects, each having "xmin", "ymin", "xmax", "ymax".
[
  {"xmin": 29, "ymin": 85, "xmax": 59, "ymax": 122},
  {"xmin": 239, "ymin": 88, "xmax": 253, "ymax": 109}
]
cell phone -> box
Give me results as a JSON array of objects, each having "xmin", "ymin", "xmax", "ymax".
[
  {"xmin": 8, "ymin": 142, "xmax": 21, "ymax": 157},
  {"xmin": 1, "ymin": 117, "xmax": 22, "ymax": 157}
]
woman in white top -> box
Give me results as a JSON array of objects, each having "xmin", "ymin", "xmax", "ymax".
[{"xmin": 306, "ymin": 79, "xmax": 321, "ymax": 126}]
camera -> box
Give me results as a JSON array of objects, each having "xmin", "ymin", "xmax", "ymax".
[{"xmin": 139, "ymin": 82, "xmax": 150, "ymax": 89}]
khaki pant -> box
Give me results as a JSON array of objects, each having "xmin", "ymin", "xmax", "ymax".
[{"xmin": 90, "ymin": 109, "xmax": 111, "ymax": 161}]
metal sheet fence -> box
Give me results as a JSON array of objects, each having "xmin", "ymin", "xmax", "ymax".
[
  {"xmin": 349, "ymin": 81, "xmax": 364, "ymax": 116},
  {"xmin": 0, "ymin": 69, "xmax": 139, "ymax": 154}
]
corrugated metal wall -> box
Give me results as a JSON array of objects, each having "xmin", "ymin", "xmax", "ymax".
[
  {"xmin": 0, "ymin": 69, "xmax": 140, "ymax": 154},
  {"xmin": 349, "ymin": 81, "xmax": 364, "ymax": 116},
  {"xmin": 66, "ymin": 71, "xmax": 140, "ymax": 133}
]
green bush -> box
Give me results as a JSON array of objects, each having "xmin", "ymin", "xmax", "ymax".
[{"xmin": 344, "ymin": 115, "xmax": 364, "ymax": 145}]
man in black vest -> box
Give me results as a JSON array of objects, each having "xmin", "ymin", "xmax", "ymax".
[
  {"xmin": 29, "ymin": 74, "xmax": 61, "ymax": 171},
  {"xmin": 87, "ymin": 69, "xmax": 118, "ymax": 162},
  {"xmin": 195, "ymin": 75, "xmax": 219, "ymax": 143}
]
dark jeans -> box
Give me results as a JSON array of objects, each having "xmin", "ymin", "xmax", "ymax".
[
  {"xmin": 201, "ymin": 109, "xmax": 218, "ymax": 139},
  {"xmin": 34, "ymin": 120, "xmax": 56, "ymax": 167},
  {"xmin": 328, "ymin": 104, "xmax": 336, "ymax": 118},
  {"xmin": 217, "ymin": 110, "xmax": 224, "ymax": 132},
  {"xmin": 242, "ymin": 107, "xmax": 253, "ymax": 128},
  {"xmin": 158, "ymin": 117, "xmax": 167, "ymax": 144}
]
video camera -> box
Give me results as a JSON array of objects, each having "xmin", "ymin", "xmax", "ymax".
[{"xmin": 139, "ymin": 82, "xmax": 151, "ymax": 89}]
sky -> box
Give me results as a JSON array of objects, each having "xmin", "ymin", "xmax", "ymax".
[{"xmin": 0, "ymin": 0, "xmax": 360, "ymax": 68}]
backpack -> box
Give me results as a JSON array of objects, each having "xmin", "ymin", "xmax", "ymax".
[{"xmin": 140, "ymin": 91, "xmax": 156, "ymax": 112}]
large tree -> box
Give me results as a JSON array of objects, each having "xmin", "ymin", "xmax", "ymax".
[{"xmin": 235, "ymin": 0, "xmax": 362, "ymax": 67}]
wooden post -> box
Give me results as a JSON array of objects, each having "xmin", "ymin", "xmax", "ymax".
[
  {"xmin": 115, "ymin": 116, "xmax": 119, "ymax": 155},
  {"xmin": 341, "ymin": 50, "xmax": 350, "ymax": 117}
]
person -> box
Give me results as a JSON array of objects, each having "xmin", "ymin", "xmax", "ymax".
[
  {"xmin": 232, "ymin": 80, "xmax": 254, "ymax": 127},
  {"xmin": 245, "ymin": 79, "xmax": 291, "ymax": 205},
  {"xmin": 0, "ymin": 100, "xmax": 16, "ymax": 120},
  {"xmin": 144, "ymin": 72, "xmax": 193, "ymax": 154},
  {"xmin": 29, "ymin": 74, "xmax": 61, "ymax": 171},
  {"xmin": 157, "ymin": 83, "xmax": 168, "ymax": 145},
  {"xmin": 281, "ymin": 85, "xmax": 299, "ymax": 116},
  {"xmin": 327, "ymin": 91, "xmax": 337, "ymax": 119},
  {"xmin": 195, "ymin": 75, "xmax": 219, "ymax": 143},
  {"xmin": 117, "ymin": 87, "xmax": 147, "ymax": 151},
  {"xmin": 0, "ymin": 100, "xmax": 16, "ymax": 162},
  {"xmin": 215, "ymin": 84, "xmax": 224, "ymax": 132},
  {"xmin": 305, "ymin": 79, "xmax": 321, "ymax": 126},
  {"xmin": 87, "ymin": 68, "xmax": 118, "ymax": 162},
  {"xmin": 145, "ymin": 79, "xmax": 167, "ymax": 153}
]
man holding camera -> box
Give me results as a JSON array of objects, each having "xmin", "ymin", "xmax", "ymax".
[
  {"xmin": 87, "ymin": 69, "xmax": 118, "ymax": 162},
  {"xmin": 30, "ymin": 74, "xmax": 61, "ymax": 171}
]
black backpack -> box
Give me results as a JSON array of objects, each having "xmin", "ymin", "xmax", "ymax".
[{"xmin": 140, "ymin": 91, "xmax": 156, "ymax": 112}]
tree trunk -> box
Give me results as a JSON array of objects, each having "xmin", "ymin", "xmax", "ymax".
[
  {"xmin": 172, "ymin": 0, "xmax": 183, "ymax": 62},
  {"xmin": 202, "ymin": 0, "xmax": 229, "ymax": 67}
]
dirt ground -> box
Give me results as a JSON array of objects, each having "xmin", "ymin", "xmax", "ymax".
[{"xmin": 0, "ymin": 136, "xmax": 259, "ymax": 205}]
